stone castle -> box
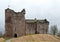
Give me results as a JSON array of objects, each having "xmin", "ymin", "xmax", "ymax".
[{"xmin": 5, "ymin": 8, "xmax": 49, "ymax": 37}]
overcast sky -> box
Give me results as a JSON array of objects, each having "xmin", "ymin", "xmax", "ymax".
[{"xmin": 0, "ymin": 0, "xmax": 60, "ymax": 33}]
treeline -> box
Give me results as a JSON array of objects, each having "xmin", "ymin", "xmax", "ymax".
[{"xmin": 50, "ymin": 25, "xmax": 60, "ymax": 37}]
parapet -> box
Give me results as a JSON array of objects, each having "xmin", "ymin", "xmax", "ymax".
[
  {"xmin": 25, "ymin": 19, "xmax": 49, "ymax": 24},
  {"xmin": 5, "ymin": 8, "xmax": 15, "ymax": 13},
  {"xmin": 5, "ymin": 8, "xmax": 26, "ymax": 14},
  {"xmin": 21, "ymin": 9, "xmax": 26, "ymax": 14}
]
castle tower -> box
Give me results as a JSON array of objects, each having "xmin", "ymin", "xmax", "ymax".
[{"xmin": 5, "ymin": 8, "xmax": 26, "ymax": 37}]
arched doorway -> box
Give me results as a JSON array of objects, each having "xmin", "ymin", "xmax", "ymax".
[{"xmin": 14, "ymin": 33, "xmax": 17, "ymax": 38}]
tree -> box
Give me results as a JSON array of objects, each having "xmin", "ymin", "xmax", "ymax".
[
  {"xmin": 57, "ymin": 31, "xmax": 60, "ymax": 37},
  {"xmin": 0, "ymin": 32, "xmax": 2, "ymax": 37},
  {"xmin": 50, "ymin": 25, "xmax": 58, "ymax": 35}
]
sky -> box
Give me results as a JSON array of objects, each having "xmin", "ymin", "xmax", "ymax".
[{"xmin": 0, "ymin": 0, "xmax": 60, "ymax": 33}]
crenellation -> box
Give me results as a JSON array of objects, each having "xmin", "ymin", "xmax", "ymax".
[{"xmin": 21, "ymin": 9, "xmax": 26, "ymax": 14}]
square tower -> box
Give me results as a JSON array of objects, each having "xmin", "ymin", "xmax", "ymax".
[{"xmin": 5, "ymin": 8, "xmax": 26, "ymax": 37}]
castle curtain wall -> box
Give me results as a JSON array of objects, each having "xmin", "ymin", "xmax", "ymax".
[
  {"xmin": 37, "ymin": 20, "xmax": 49, "ymax": 34},
  {"xmin": 25, "ymin": 22, "xmax": 36, "ymax": 35},
  {"xmin": 25, "ymin": 20, "xmax": 49, "ymax": 35}
]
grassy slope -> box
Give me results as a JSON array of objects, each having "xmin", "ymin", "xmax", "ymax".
[
  {"xmin": 11, "ymin": 34, "xmax": 60, "ymax": 42},
  {"xmin": 0, "ymin": 38, "xmax": 5, "ymax": 42}
]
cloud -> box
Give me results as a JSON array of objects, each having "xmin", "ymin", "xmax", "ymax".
[{"xmin": 0, "ymin": 0, "xmax": 60, "ymax": 33}]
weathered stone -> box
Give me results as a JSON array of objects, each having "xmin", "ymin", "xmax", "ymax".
[{"xmin": 5, "ymin": 8, "xmax": 49, "ymax": 37}]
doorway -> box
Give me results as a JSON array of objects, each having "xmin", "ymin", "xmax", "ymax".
[{"xmin": 14, "ymin": 33, "xmax": 17, "ymax": 38}]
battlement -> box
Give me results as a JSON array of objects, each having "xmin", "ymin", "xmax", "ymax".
[
  {"xmin": 5, "ymin": 8, "xmax": 26, "ymax": 14},
  {"xmin": 25, "ymin": 19, "xmax": 49, "ymax": 24}
]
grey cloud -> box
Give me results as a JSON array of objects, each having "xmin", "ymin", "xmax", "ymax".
[{"xmin": 0, "ymin": 0, "xmax": 60, "ymax": 33}]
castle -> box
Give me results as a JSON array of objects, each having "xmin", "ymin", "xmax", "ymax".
[{"xmin": 5, "ymin": 8, "xmax": 49, "ymax": 37}]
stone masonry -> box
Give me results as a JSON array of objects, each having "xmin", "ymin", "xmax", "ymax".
[{"xmin": 5, "ymin": 8, "xmax": 49, "ymax": 37}]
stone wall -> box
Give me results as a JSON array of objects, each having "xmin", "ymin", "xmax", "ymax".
[
  {"xmin": 5, "ymin": 8, "xmax": 49, "ymax": 37},
  {"xmin": 5, "ymin": 8, "xmax": 26, "ymax": 37},
  {"xmin": 25, "ymin": 19, "xmax": 49, "ymax": 35}
]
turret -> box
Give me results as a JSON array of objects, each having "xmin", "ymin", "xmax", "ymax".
[{"xmin": 21, "ymin": 9, "xmax": 26, "ymax": 14}]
